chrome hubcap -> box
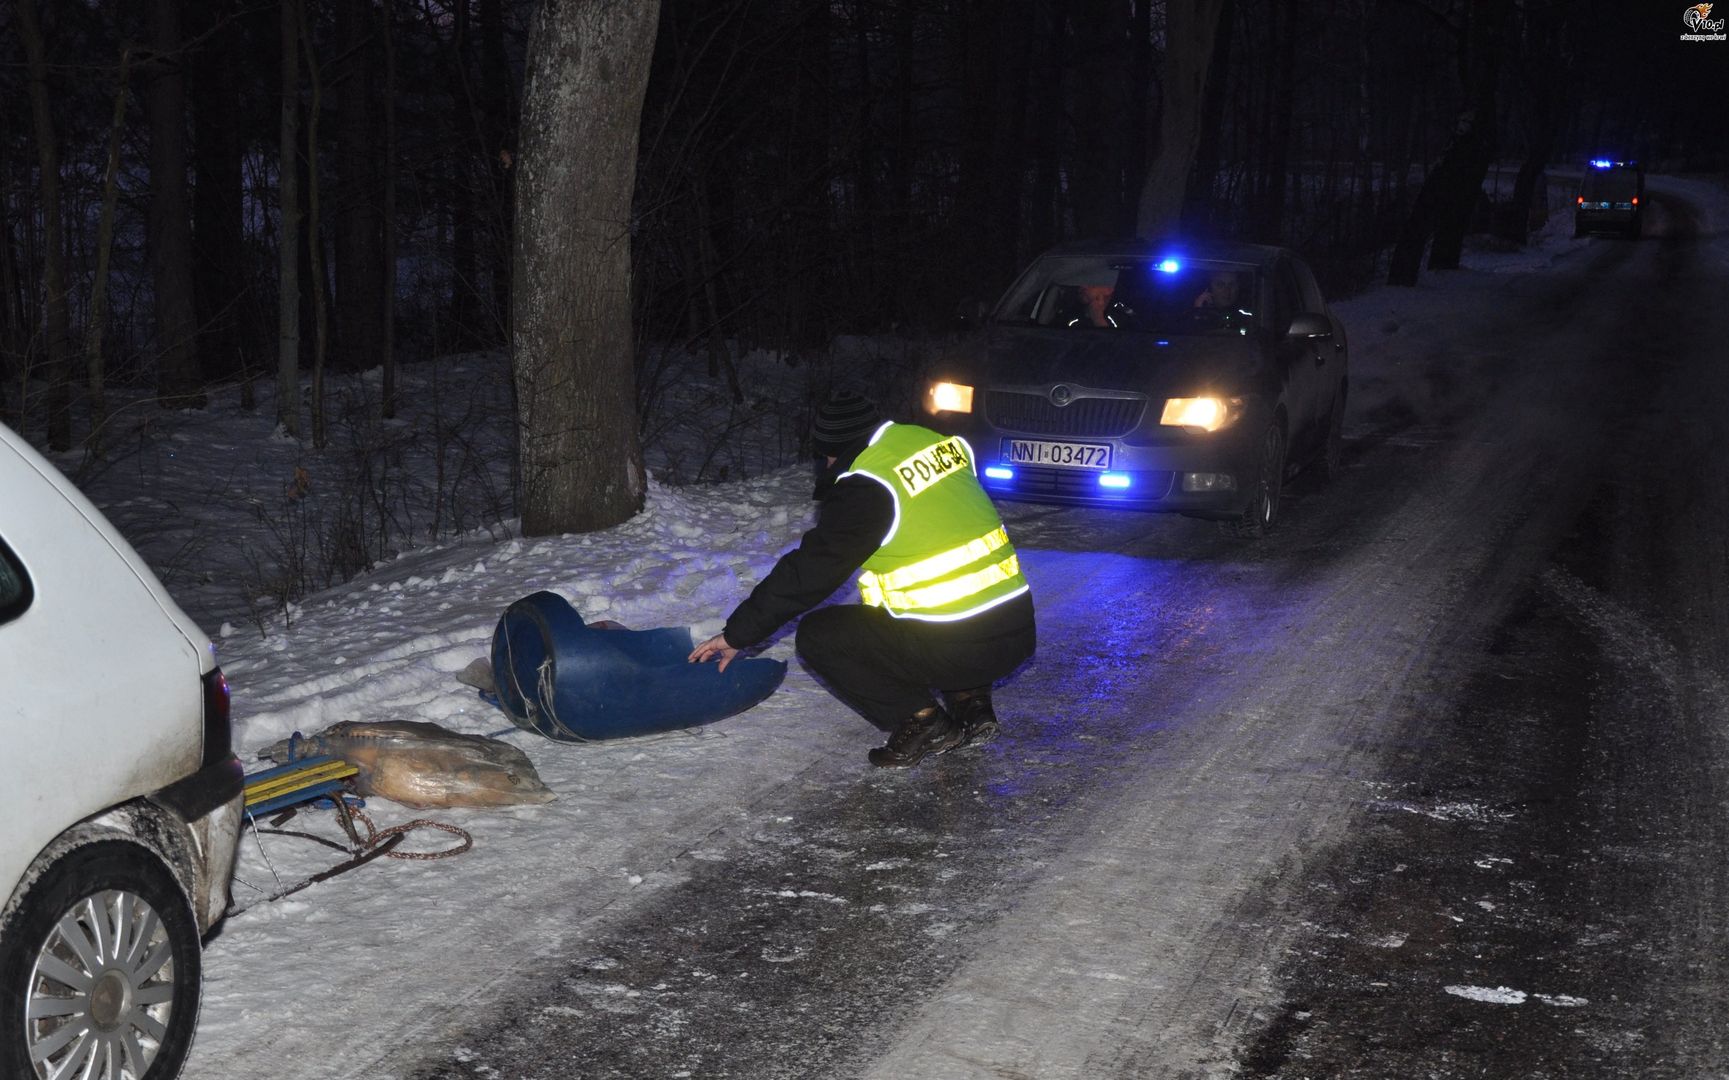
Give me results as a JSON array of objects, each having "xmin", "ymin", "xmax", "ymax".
[
  {"xmin": 24, "ymin": 889, "xmax": 175, "ymax": 1080},
  {"xmin": 89, "ymin": 970, "xmax": 130, "ymax": 1030}
]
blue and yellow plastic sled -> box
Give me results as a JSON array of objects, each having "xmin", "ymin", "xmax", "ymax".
[{"xmin": 243, "ymin": 755, "xmax": 360, "ymax": 817}]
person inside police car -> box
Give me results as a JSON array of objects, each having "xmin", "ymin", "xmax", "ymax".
[
  {"xmin": 689, "ymin": 389, "xmax": 1037, "ymax": 768},
  {"xmin": 1067, "ymin": 282, "xmax": 1119, "ymax": 328},
  {"xmin": 1193, "ymin": 269, "xmax": 1243, "ymax": 310}
]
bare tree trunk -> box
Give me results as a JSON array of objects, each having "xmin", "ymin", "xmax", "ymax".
[
  {"xmin": 0, "ymin": 160, "xmax": 20, "ymax": 428},
  {"xmin": 778, "ymin": 0, "xmax": 829, "ymax": 342},
  {"xmin": 512, "ymin": 0, "xmax": 659, "ymax": 536},
  {"xmin": 1066, "ymin": 1, "xmax": 1128, "ymax": 238},
  {"xmin": 335, "ymin": 0, "xmax": 383, "ymax": 374},
  {"xmin": 1255, "ymin": 0, "xmax": 1297, "ymax": 241},
  {"xmin": 989, "ymin": 1, "xmax": 1033, "ymax": 279},
  {"xmin": 888, "ymin": 0, "xmax": 915, "ymax": 318},
  {"xmin": 1026, "ymin": 0, "xmax": 1065, "ymax": 255},
  {"xmin": 15, "ymin": 0, "xmax": 73, "ymax": 450},
  {"xmin": 479, "ymin": 0, "xmax": 515, "ymax": 342},
  {"xmin": 1388, "ymin": 0, "xmax": 1511, "ymax": 281},
  {"xmin": 381, "ymin": 0, "xmax": 399, "ymax": 418},
  {"xmin": 1352, "ymin": 0, "xmax": 1376, "ymax": 251},
  {"xmin": 1182, "ymin": 0, "xmax": 1233, "ymax": 231},
  {"xmin": 147, "ymin": 0, "xmax": 206, "ymax": 409},
  {"xmin": 1496, "ymin": 0, "xmax": 1557, "ymax": 246},
  {"xmin": 451, "ymin": 171, "xmax": 479, "ymax": 348},
  {"xmin": 298, "ymin": 3, "xmax": 329, "ymax": 447},
  {"xmin": 1386, "ymin": 156, "xmax": 1451, "ymax": 285},
  {"xmin": 445, "ymin": 0, "xmax": 484, "ymax": 350},
  {"xmin": 84, "ymin": 48, "xmax": 134, "ymax": 455},
  {"xmin": 953, "ymin": 2, "xmax": 990, "ymax": 250},
  {"xmin": 1126, "ymin": 0, "xmax": 1152, "ymax": 218},
  {"xmin": 691, "ymin": 177, "xmax": 739, "ymax": 402},
  {"xmin": 277, "ymin": 0, "xmax": 302, "ymax": 435},
  {"xmin": 1135, "ymin": 0, "xmax": 1230, "ymax": 237},
  {"xmin": 192, "ymin": 0, "xmax": 247, "ymax": 391}
]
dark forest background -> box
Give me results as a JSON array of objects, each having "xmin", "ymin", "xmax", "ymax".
[{"xmin": 0, "ymin": 0, "xmax": 1719, "ymax": 458}]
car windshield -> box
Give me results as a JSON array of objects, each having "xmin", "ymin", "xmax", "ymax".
[{"xmin": 992, "ymin": 256, "xmax": 1258, "ymax": 336}]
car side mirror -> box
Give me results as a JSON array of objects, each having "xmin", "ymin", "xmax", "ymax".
[{"xmin": 1286, "ymin": 312, "xmax": 1332, "ymax": 340}]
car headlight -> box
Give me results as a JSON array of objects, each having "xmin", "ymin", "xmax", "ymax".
[
  {"xmin": 927, "ymin": 381, "xmax": 975, "ymax": 414},
  {"xmin": 1160, "ymin": 396, "xmax": 1244, "ymax": 432}
]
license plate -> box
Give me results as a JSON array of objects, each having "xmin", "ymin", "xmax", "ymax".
[{"xmin": 1002, "ymin": 439, "xmax": 1113, "ymax": 470}]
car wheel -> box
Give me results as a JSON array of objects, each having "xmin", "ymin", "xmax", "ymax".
[
  {"xmin": 1313, "ymin": 391, "xmax": 1345, "ymax": 484},
  {"xmin": 0, "ymin": 841, "xmax": 201, "ymax": 1080},
  {"xmin": 1230, "ymin": 422, "xmax": 1286, "ymax": 538}
]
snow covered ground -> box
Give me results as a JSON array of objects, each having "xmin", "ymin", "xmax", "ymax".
[{"xmin": 23, "ymin": 172, "xmax": 1724, "ymax": 1077}]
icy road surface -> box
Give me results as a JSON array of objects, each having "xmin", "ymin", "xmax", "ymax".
[{"xmin": 161, "ymin": 178, "xmax": 1728, "ymax": 1079}]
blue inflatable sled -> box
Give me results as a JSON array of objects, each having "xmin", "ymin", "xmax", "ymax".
[{"xmin": 489, "ymin": 591, "xmax": 785, "ymax": 742}]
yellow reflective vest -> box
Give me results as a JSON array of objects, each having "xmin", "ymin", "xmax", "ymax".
[{"xmin": 841, "ymin": 422, "xmax": 1030, "ymax": 621}]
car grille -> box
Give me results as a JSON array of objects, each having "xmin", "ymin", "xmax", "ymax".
[
  {"xmin": 1000, "ymin": 467, "xmax": 1174, "ymax": 500},
  {"xmin": 984, "ymin": 391, "xmax": 1147, "ymax": 438}
]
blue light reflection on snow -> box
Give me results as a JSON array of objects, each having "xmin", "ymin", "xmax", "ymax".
[{"xmin": 971, "ymin": 547, "xmax": 1190, "ymax": 802}]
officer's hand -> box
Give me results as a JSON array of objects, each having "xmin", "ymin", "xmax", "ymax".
[{"xmin": 688, "ymin": 633, "xmax": 739, "ymax": 673}]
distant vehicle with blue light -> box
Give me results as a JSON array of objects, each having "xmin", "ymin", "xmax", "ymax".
[
  {"xmin": 923, "ymin": 239, "xmax": 1348, "ymax": 537},
  {"xmin": 1574, "ymin": 159, "xmax": 1644, "ymax": 239}
]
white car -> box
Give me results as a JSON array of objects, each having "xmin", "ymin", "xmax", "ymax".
[{"xmin": 0, "ymin": 422, "xmax": 243, "ymax": 1080}]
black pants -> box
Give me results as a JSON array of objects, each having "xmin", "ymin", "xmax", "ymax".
[{"xmin": 794, "ymin": 592, "xmax": 1036, "ymax": 730}]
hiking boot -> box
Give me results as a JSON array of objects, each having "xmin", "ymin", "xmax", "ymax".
[
  {"xmin": 868, "ymin": 705, "xmax": 962, "ymax": 768},
  {"xmin": 943, "ymin": 688, "xmax": 1001, "ymax": 750}
]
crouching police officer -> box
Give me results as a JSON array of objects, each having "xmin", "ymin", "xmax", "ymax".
[{"xmin": 689, "ymin": 389, "xmax": 1037, "ymax": 767}]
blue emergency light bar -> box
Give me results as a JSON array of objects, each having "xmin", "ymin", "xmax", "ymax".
[
  {"xmin": 984, "ymin": 466, "xmax": 1015, "ymax": 481},
  {"xmin": 1098, "ymin": 472, "xmax": 1132, "ymax": 489},
  {"xmin": 1156, "ymin": 259, "xmax": 1181, "ymax": 274}
]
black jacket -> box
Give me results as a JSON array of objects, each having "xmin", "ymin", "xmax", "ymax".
[{"xmin": 722, "ymin": 444, "xmax": 893, "ymax": 649}]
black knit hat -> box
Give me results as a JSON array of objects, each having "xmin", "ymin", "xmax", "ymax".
[{"xmin": 811, "ymin": 390, "xmax": 883, "ymax": 457}]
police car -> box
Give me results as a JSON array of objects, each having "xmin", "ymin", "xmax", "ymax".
[
  {"xmin": 924, "ymin": 239, "xmax": 1349, "ymax": 537},
  {"xmin": 1574, "ymin": 159, "xmax": 1645, "ymax": 239}
]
